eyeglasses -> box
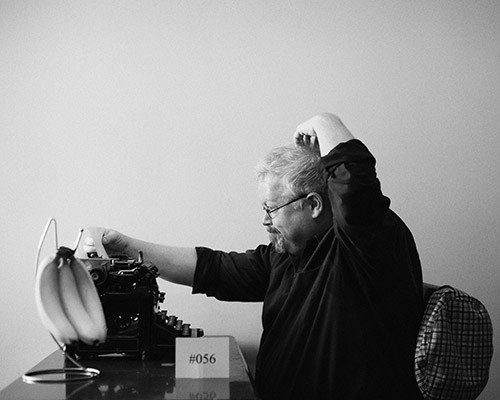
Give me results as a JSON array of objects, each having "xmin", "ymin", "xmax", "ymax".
[{"xmin": 263, "ymin": 194, "xmax": 309, "ymax": 219}]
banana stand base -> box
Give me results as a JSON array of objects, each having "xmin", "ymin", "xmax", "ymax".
[{"xmin": 22, "ymin": 348, "xmax": 100, "ymax": 384}]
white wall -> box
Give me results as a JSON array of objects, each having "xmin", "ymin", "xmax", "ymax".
[{"xmin": 1, "ymin": 0, "xmax": 498, "ymax": 397}]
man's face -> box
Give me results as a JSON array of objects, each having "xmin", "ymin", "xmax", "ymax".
[{"xmin": 258, "ymin": 177, "xmax": 310, "ymax": 255}]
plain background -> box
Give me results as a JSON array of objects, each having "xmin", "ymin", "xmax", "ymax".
[{"xmin": 1, "ymin": 0, "xmax": 498, "ymax": 397}]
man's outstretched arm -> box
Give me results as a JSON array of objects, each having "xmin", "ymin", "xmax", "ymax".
[{"xmin": 97, "ymin": 229, "xmax": 197, "ymax": 287}]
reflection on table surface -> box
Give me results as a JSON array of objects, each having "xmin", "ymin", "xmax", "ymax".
[{"xmin": 0, "ymin": 336, "xmax": 257, "ymax": 400}]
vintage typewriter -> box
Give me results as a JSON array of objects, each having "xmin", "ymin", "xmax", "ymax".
[{"xmin": 67, "ymin": 241, "xmax": 203, "ymax": 361}]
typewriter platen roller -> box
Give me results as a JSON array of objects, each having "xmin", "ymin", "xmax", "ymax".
[{"xmin": 66, "ymin": 251, "xmax": 203, "ymax": 361}]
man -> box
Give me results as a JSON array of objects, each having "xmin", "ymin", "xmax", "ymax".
[{"xmin": 98, "ymin": 113, "xmax": 424, "ymax": 399}]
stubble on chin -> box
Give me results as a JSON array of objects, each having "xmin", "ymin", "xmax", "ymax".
[{"xmin": 269, "ymin": 232, "xmax": 286, "ymax": 253}]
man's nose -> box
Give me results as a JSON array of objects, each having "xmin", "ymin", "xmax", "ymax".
[{"xmin": 262, "ymin": 212, "xmax": 272, "ymax": 226}]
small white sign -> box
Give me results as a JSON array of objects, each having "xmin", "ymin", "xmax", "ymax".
[{"xmin": 175, "ymin": 336, "xmax": 230, "ymax": 378}]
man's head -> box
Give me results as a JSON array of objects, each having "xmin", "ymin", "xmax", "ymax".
[{"xmin": 256, "ymin": 145, "xmax": 331, "ymax": 255}]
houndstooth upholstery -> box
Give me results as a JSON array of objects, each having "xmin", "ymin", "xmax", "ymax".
[{"xmin": 415, "ymin": 285, "xmax": 493, "ymax": 400}]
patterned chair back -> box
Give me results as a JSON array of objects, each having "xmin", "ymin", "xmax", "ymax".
[{"xmin": 415, "ymin": 284, "xmax": 493, "ymax": 400}]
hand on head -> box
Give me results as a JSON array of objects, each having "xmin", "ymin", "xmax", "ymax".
[
  {"xmin": 293, "ymin": 113, "xmax": 354, "ymax": 156},
  {"xmin": 293, "ymin": 123, "xmax": 320, "ymax": 153}
]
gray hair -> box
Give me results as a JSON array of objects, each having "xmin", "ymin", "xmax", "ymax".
[{"xmin": 255, "ymin": 145, "xmax": 327, "ymax": 201}]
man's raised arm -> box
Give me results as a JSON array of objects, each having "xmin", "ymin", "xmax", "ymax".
[{"xmin": 294, "ymin": 113, "xmax": 355, "ymax": 156}]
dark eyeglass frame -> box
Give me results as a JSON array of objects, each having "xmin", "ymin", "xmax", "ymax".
[{"xmin": 263, "ymin": 193, "xmax": 309, "ymax": 219}]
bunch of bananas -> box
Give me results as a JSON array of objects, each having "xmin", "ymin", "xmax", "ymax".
[{"xmin": 35, "ymin": 247, "xmax": 107, "ymax": 346}]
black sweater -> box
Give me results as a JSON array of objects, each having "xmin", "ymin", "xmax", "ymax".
[{"xmin": 193, "ymin": 140, "xmax": 424, "ymax": 399}]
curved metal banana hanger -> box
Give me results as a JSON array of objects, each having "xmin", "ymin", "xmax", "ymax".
[{"xmin": 22, "ymin": 218, "xmax": 100, "ymax": 384}]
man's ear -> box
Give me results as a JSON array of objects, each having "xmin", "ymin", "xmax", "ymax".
[{"xmin": 307, "ymin": 192, "xmax": 323, "ymax": 218}]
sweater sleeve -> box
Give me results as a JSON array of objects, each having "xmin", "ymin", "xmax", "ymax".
[
  {"xmin": 192, "ymin": 245, "xmax": 273, "ymax": 302},
  {"xmin": 321, "ymin": 139, "xmax": 390, "ymax": 228}
]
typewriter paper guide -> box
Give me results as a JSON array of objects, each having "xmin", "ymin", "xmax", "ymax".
[{"xmin": 75, "ymin": 226, "xmax": 109, "ymax": 259}]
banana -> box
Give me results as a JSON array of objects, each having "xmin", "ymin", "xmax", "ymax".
[
  {"xmin": 69, "ymin": 255, "xmax": 107, "ymax": 343},
  {"xmin": 58, "ymin": 257, "xmax": 102, "ymax": 345},
  {"xmin": 35, "ymin": 254, "xmax": 79, "ymax": 345}
]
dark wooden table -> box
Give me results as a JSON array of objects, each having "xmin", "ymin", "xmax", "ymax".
[{"xmin": 0, "ymin": 336, "xmax": 257, "ymax": 400}]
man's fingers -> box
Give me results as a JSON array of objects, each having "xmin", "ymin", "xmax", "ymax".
[
  {"xmin": 294, "ymin": 131, "xmax": 306, "ymax": 146},
  {"xmin": 294, "ymin": 127, "xmax": 318, "ymax": 149},
  {"xmin": 293, "ymin": 131, "xmax": 302, "ymax": 144},
  {"xmin": 295, "ymin": 133, "xmax": 308, "ymax": 147}
]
